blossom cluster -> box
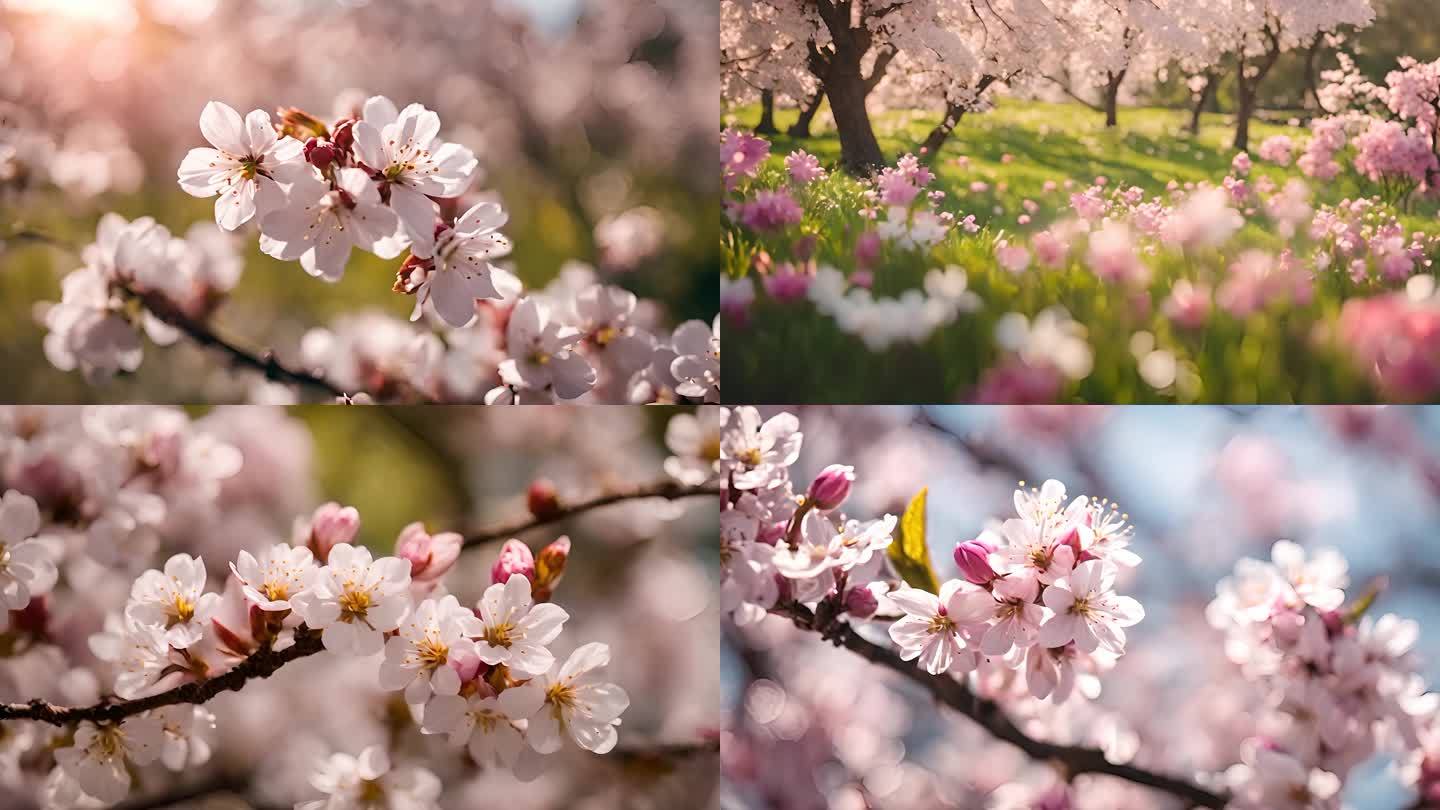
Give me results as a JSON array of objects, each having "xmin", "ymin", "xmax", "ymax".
[
  {"xmin": 0, "ymin": 406, "xmax": 632, "ymax": 809},
  {"xmin": 1209, "ymin": 541, "xmax": 1437, "ymax": 809},
  {"xmin": 720, "ymin": 407, "xmax": 1144, "ymax": 705},
  {"xmin": 36, "ymin": 97, "xmax": 719, "ymax": 405}
]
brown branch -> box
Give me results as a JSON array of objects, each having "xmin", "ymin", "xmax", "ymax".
[
  {"xmin": 0, "ymin": 629, "xmax": 325, "ymax": 726},
  {"xmin": 127, "ymin": 288, "xmax": 347, "ymax": 399},
  {"xmin": 771, "ymin": 603, "xmax": 1229, "ymax": 809},
  {"xmin": 462, "ymin": 480, "xmax": 722, "ymax": 550},
  {"xmin": 610, "ymin": 737, "xmax": 720, "ymax": 765}
]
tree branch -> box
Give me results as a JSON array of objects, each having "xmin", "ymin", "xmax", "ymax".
[
  {"xmin": 771, "ymin": 602, "xmax": 1229, "ymax": 809},
  {"xmin": 127, "ymin": 287, "xmax": 347, "ymax": 399},
  {"xmin": 462, "ymin": 480, "xmax": 723, "ymax": 550},
  {"xmin": 0, "ymin": 629, "xmax": 325, "ymax": 726}
]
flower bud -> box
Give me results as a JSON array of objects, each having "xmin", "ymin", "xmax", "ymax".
[
  {"xmin": 527, "ymin": 478, "xmax": 561, "ymax": 520},
  {"xmin": 954, "ymin": 538, "xmax": 998, "ymax": 585},
  {"xmin": 304, "ymin": 137, "xmax": 337, "ymax": 170},
  {"xmin": 330, "ymin": 119, "xmax": 356, "ymax": 153},
  {"xmin": 533, "ymin": 536, "xmax": 570, "ymax": 601},
  {"xmin": 491, "ymin": 539, "xmax": 536, "ymax": 585},
  {"xmin": 448, "ymin": 648, "xmax": 484, "ymax": 686},
  {"xmin": 843, "ymin": 586, "xmax": 878, "ymax": 618},
  {"xmin": 806, "ymin": 464, "xmax": 855, "ymax": 511},
  {"xmin": 304, "ymin": 502, "xmax": 360, "ymax": 562},
  {"xmin": 395, "ymin": 522, "xmax": 463, "ymax": 583}
]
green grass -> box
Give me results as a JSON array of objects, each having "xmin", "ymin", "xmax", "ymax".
[{"xmin": 723, "ymin": 99, "xmax": 1440, "ymax": 404}]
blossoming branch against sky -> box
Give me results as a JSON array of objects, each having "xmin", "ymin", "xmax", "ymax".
[
  {"xmin": 0, "ymin": 405, "xmax": 721, "ymax": 808},
  {"xmin": 722, "ymin": 405, "xmax": 1440, "ymax": 810}
]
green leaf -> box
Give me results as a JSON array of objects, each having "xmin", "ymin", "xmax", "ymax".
[{"xmin": 887, "ymin": 487, "xmax": 939, "ymax": 593}]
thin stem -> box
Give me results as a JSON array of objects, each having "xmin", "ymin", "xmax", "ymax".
[
  {"xmin": 462, "ymin": 480, "xmax": 723, "ymax": 550},
  {"xmin": 769, "ymin": 602, "xmax": 1229, "ymax": 809}
]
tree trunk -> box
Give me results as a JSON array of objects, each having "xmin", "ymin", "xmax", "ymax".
[
  {"xmin": 813, "ymin": 1, "xmax": 884, "ymax": 173},
  {"xmin": 1188, "ymin": 72, "xmax": 1216, "ymax": 136},
  {"xmin": 1104, "ymin": 71, "xmax": 1124, "ymax": 128},
  {"xmin": 1234, "ymin": 89, "xmax": 1254, "ymax": 152},
  {"xmin": 921, "ymin": 102, "xmax": 966, "ymax": 157},
  {"xmin": 756, "ymin": 89, "xmax": 777, "ymax": 135},
  {"xmin": 825, "ymin": 45, "xmax": 884, "ymax": 172},
  {"xmin": 1301, "ymin": 34, "xmax": 1323, "ymax": 110},
  {"xmin": 787, "ymin": 92, "xmax": 824, "ymax": 138}
]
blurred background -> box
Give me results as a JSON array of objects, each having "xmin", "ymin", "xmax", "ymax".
[
  {"xmin": 0, "ymin": 0, "xmax": 718, "ymax": 402},
  {"xmin": 0, "ymin": 404, "xmax": 720, "ymax": 809},
  {"xmin": 722, "ymin": 405, "xmax": 1440, "ymax": 809}
]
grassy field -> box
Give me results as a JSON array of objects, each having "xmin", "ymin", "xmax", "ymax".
[
  {"xmin": 723, "ymin": 99, "xmax": 1440, "ymax": 404},
  {"xmin": 0, "ymin": 166, "xmax": 718, "ymax": 402}
]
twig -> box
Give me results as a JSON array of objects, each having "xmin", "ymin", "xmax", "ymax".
[
  {"xmin": 610, "ymin": 737, "xmax": 720, "ymax": 764},
  {"xmin": 771, "ymin": 602, "xmax": 1229, "ymax": 809},
  {"xmin": 126, "ymin": 288, "xmax": 346, "ymax": 399},
  {"xmin": 0, "ymin": 629, "xmax": 325, "ymax": 726},
  {"xmin": 462, "ymin": 481, "xmax": 723, "ymax": 550}
]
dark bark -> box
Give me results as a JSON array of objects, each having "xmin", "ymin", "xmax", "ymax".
[
  {"xmin": 921, "ymin": 101, "xmax": 967, "ymax": 156},
  {"xmin": 755, "ymin": 89, "xmax": 777, "ymax": 135},
  {"xmin": 1301, "ymin": 33, "xmax": 1324, "ymax": 110},
  {"xmin": 1104, "ymin": 69, "xmax": 1126, "ymax": 128},
  {"xmin": 919, "ymin": 75, "xmax": 999, "ymax": 158},
  {"xmin": 1233, "ymin": 28, "xmax": 1283, "ymax": 152},
  {"xmin": 787, "ymin": 91, "xmax": 824, "ymax": 138},
  {"xmin": 814, "ymin": 1, "xmax": 884, "ymax": 173},
  {"xmin": 1188, "ymin": 70, "xmax": 1216, "ymax": 135}
]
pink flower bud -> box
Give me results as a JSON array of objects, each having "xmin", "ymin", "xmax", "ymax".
[
  {"xmin": 447, "ymin": 648, "xmax": 484, "ymax": 685},
  {"xmin": 491, "ymin": 539, "xmax": 536, "ymax": 585},
  {"xmin": 304, "ymin": 137, "xmax": 337, "ymax": 170},
  {"xmin": 843, "ymin": 586, "xmax": 878, "ymax": 618},
  {"xmin": 534, "ymin": 536, "xmax": 570, "ymax": 601},
  {"xmin": 395, "ymin": 522, "xmax": 463, "ymax": 583},
  {"xmin": 527, "ymin": 478, "xmax": 561, "ymax": 519},
  {"xmin": 806, "ymin": 464, "xmax": 855, "ymax": 511},
  {"xmin": 954, "ymin": 539, "xmax": 998, "ymax": 585},
  {"xmin": 305, "ymin": 502, "xmax": 360, "ymax": 562}
]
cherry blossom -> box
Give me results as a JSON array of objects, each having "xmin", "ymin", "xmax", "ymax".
[
  {"xmin": 1036, "ymin": 560, "xmax": 1145, "ymax": 654},
  {"xmin": 296, "ymin": 745, "xmax": 441, "ymax": 810},
  {"xmin": 259, "ymin": 166, "xmax": 402, "ymax": 282},
  {"xmin": 177, "ymin": 101, "xmax": 303, "ymax": 230},
  {"xmin": 54, "ymin": 717, "xmax": 164, "ymax": 805},
  {"xmin": 406, "ymin": 200, "xmax": 510, "ymax": 328},
  {"xmin": 230, "ymin": 542, "xmax": 316, "ymax": 612},
  {"xmin": 126, "ymin": 553, "xmax": 222, "ymax": 649},
  {"xmin": 0, "ymin": 490, "xmax": 58, "ymax": 625},
  {"xmin": 422, "ymin": 682, "xmax": 546, "ymax": 770},
  {"xmin": 472, "ymin": 574, "xmax": 569, "ymax": 677},
  {"xmin": 379, "ymin": 594, "xmax": 483, "ymax": 705},
  {"xmin": 526, "ymin": 642, "xmax": 630, "ymax": 755},
  {"xmin": 290, "ymin": 543, "xmax": 412, "ymax": 656}
]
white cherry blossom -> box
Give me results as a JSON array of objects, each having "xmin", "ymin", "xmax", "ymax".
[
  {"xmin": 409, "ymin": 200, "xmax": 510, "ymax": 327},
  {"xmin": 290, "ymin": 543, "xmax": 412, "ymax": 656},
  {"xmin": 422, "ymin": 682, "xmax": 545, "ymax": 769},
  {"xmin": 230, "ymin": 542, "xmax": 315, "ymax": 612},
  {"xmin": 177, "ymin": 101, "xmax": 302, "ymax": 230},
  {"xmin": 380, "ymin": 594, "xmax": 483, "ymax": 704},
  {"xmin": 54, "ymin": 716, "xmax": 164, "ymax": 805},
  {"xmin": 1037, "ymin": 560, "xmax": 1145, "ymax": 654},
  {"xmin": 473, "ymin": 574, "xmax": 569, "ymax": 677},
  {"xmin": 526, "ymin": 642, "xmax": 630, "ymax": 755},
  {"xmin": 297, "ymin": 745, "xmax": 441, "ymax": 810},
  {"xmin": 126, "ymin": 553, "xmax": 221, "ymax": 649},
  {"xmin": 0, "ymin": 491, "xmax": 59, "ymax": 626},
  {"xmin": 888, "ymin": 580, "xmax": 989, "ymax": 675},
  {"xmin": 353, "ymin": 97, "xmax": 478, "ymax": 258},
  {"xmin": 495, "ymin": 298, "xmax": 596, "ymax": 400},
  {"xmin": 259, "ymin": 167, "xmax": 402, "ymax": 281}
]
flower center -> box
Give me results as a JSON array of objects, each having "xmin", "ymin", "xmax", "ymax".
[
  {"xmin": 701, "ymin": 436, "xmax": 721, "ymax": 463},
  {"xmin": 738, "ymin": 447, "xmax": 762, "ymax": 467},
  {"xmin": 415, "ymin": 636, "xmax": 449, "ymax": 667},
  {"xmin": 927, "ymin": 615, "xmax": 956, "ymax": 635},
  {"xmin": 1069, "ymin": 596, "xmax": 1095, "ymax": 618},
  {"xmin": 338, "ymin": 587, "xmax": 373, "ymax": 622},
  {"xmin": 168, "ymin": 594, "xmax": 196, "ymax": 626},
  {"xmin": 529, "ymin": 350, "xmax": 552, "ymax": 366},
  {"xmin": 483, "ymin": 623, "xmax": 515, "ymax": 648},
  {"xmin": 262, "ymin": 581, "xmax": 290, "ymax": 602},
  {"xmin": 358, "ymin": 779, "xmax": 387, "ymax": 804},
  {"xmin": 546, "ymin": 682, "xmax": 578, "ymax": 713}
]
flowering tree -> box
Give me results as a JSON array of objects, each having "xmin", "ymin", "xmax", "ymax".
[
  {"xmin": 0, "ymin": 405, "xmax": 721, "ymax": 808},
  {"xmin": 1188, "ymin": 0, "xmax": 1376, "ymax": 151},
  {"xmin": 721, "ymin": 406, "xmax": 1440, "ymax": 808}
]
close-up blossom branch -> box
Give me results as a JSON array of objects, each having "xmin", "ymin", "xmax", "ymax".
[{"xmin": 0, "ymin": 405, "xmax": 721, "ymax": 809}]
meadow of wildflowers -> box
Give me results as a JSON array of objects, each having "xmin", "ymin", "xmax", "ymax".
[{"xmin": 721, "ymin": 1, "xmax": 1440, "ymax": 404}]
